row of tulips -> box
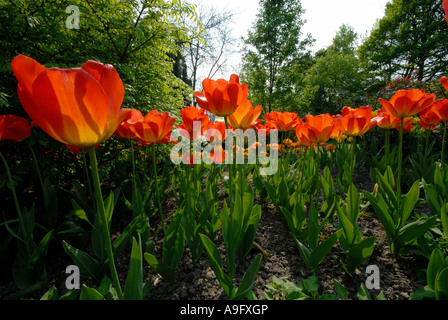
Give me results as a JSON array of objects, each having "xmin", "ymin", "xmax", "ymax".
[{"xmin": 1, "ymin": 52, "xmax": 448, "ymax": 300}]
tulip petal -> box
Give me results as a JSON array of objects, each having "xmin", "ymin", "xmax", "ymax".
[{"xmin": 30, "ymin": 68, "xmax": 110, "ymax": 146}]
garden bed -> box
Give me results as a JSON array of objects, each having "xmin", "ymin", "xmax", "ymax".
[{"xmin": 0, "ymin": 165, "xmax": 427, "ymax": 301}]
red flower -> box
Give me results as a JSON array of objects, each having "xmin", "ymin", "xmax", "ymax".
[
  {"xmin": 114, "ymin": 109, "xmax": 144, "ymax": 139},
  {"xmin": 265, "ymin": 111, "xmax": 302, "ymax": 131},
  {"xmin": 418, "ymin": 106, "xmax": 442, "ymax": 130},
  {"xmin": 0, "ymin": 114, "xmax": 32, "ymax": 143},
  {"xmin": 11, "ymin": 54, "xmax": 131, "ymax": 147},
  {"xmin": 227, "ymin": 100, "xmax": 262, "ymax": 130},
  {"xmin": 432, "ymin": 99, "xmax": 448, "ymax": 122},
  {"xmin": 341, "ymin": 106, "xmax": 378, "ymax": 136},
  {"xmin": 295, "ymin": 114, "xmax": 334, "ymax": 145},
  {"xmin": 194, "ymin": 74, "xmax": 248, "ymax": 117},
  {"xmin": 375, "ymin": 108, "xmax": 401, "ymax": 130},
  {"xmin": 130, "ymin": 110, "xmax": 175, "ymax": 144},
  {"xmin": 177, "ymin": 106, "xmax": 209, "ymax": 139},
  {"xmin": 379, "ymin": 89, "xmax": 436, "ymax": 118}
]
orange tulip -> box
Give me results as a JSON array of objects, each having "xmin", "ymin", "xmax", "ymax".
[
  {"xmin": 194, "ymin": 74, "xmax": 248, "ymax": 117},
  {"xmin": 203, "ymin": 120, "xmax": 227, "ymax": 142},
  {"xmin": 130, "ymin": 110, "xmax": 175, "ymax": 144},
  {"xmin": 295, "ymin": 114, "xmax": 334, "ymax": 145},
  {"xmin": 330, "ymin": 114, "xmax": 343, "ymax": 140},
  {"xmin": 341, "ymin": 106, "xmax": 378, "ymax": 136},
  {"xmin": 375, "ymin": 108, "xmax": 401, "ymax": 130},
  {"xmin": 11, "ymin": 54, "xmax": 131, "ymax": 147},
  {"xmin": 418, "ymin": 106, "xmax": 442, "ymax": 130},
  {"xmin": 227, "ymin": 100, "xmax": 262, "ymax": 130},
  {"xmin": 432, "ymin": 99, "xmax": 448, "ymax": 122},
  {"xmin": 378, "ymin": 89, "xmax": 436, "ymax": 119},
  {"xmin": 0, "ymin": 114, "xmax": 32, "ymax": 143},
  {"xmin": 114, "ymin": 109, "xmax": 144, "ymax": 140},
  {"xmin": 177, "ymin": 106, "xmax": 209, "ymax": 139},
  {"xmin": 265, "ymin": 111, "xmax": 302, "ymax": 131}
]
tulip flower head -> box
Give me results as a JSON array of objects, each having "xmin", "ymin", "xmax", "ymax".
[
  {"xmin": 114, "ymin": 109, "xmax": 144, "ymax": 140},
  {"xmin": 177, "ymin": 106, "xmax": 210, "ymax": 139},
  {"xmin": 0, "ymin": 114, "xmax": 32, "ymax": 143},
  {"xmin": 131, "ymin": 110, "xmax": 175, "ymax": 144},
  {"xmin": 11, "ymin": 54, "xmax": 132, "ymax": 147},
  {"xmin": 194, "ymin": 74, "xmax": 248, "ymax": 117},
  {"xmin": 227, "ymin": 100, "xmax": 262, "ymax": 131},
  {"xmin": 265, "ymin": 111, "xmax": 302, "ymax": 132},
  {"xmin": 418, "ymin": 106, "xmax": 442, "ymax": 131},
  {"xmin": 295, "ymin": 113, "xmax": 334, "ymax": 145},
  {"xmin": 432, "ymin": 98, "xmax": 448, "ymax": 123},
  {"xmin": 341, "ymin": 106, "xmax": 378, "ymax": 137},
  {"xmin": 378, "ymin": 89, "xmax": 436, "ymax": 119}
]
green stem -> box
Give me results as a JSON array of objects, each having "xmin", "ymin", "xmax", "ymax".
[
  {"xmin": 224, "ymin": 116, "xmax": 233, "ymax": 210},
  {"xmin": 315, "ymin": 143, "xmax": 320, "ymax": 208},
  {"xmin": 0, "ymin": 151, "xmax": 31, "ymax": 259},
  {"xmin": 26, "ymin": 141, "xmax": 44, "ymax": 195},
  {"xmin": 350, "ymin": 136, "xmax": 356, "ymax": 176},
  {"xmin": 442, "ymin": 121, "xmax": 447, "ymax": 164},
  {"xmin": 385, "ymin": 129, "xmax": 390, "ymax": 159},
  {"xmin": 424, "ymin": 129, "xmax": 430, "ymax": 157},
  {"xmin": 81, "ymin": 149, "xmax": 94, "ymax": 209},
  {"xmin": 397, "ymin": 118, "xmax": 404, "ymax": 202},
  {"xmin": 152, "ymin": 145, "xmax": 166, "ymax": 237},
  {"xmin": 88, "ymin": 146, "xmax": 123, "ymax": 300}
]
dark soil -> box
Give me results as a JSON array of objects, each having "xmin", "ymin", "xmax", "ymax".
[{"xmin": 0, "ymin": 165, "xmax": 429, "ymax": 301}]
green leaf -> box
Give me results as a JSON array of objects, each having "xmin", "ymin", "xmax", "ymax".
[
  {"xmin": 333, "ymin": 280, "xmax": 348, "ymax": 300},
  {"xmin": 72, "ymin": 199, "xmax": 90, "ymax": 224},
  {"xmin": 441, "ymin": 203, "xmax": 448, "ymax": 238},
  {"xmin": 345, "ymin": 236, "xmax": 376, "ymax": 273},
  {"xmin": 400, "ymin": 181, "xmax": 420, "ymax": 227},
  {"xmin": 144, "ymin": 253, "xmax": 176, "ymax": 284},
  {"xmin": 40, "ymin": 285, "xmax": 59, "ymax": 300},
  {"xmin": 80, "ymin": 285, "xmax": 105, "ymax": 300},
  {"xmin": 363, "ymin": 191, "xmax": 396, "ymax": 239},
  {"xmin": 357, "ymin": 283, "xmax": 371, "ymax": 300},
  {"xmin": 62, "ymin": 240, "xmax": 101, "ymax": 282},
  {"xmin": 347, "ymin": 183, "xmax": 359, "ymax": 224},
  {"xmin": 199, "ymin": 234, "xmax": 234, "ymax": 298},
  {"xmin": 409, "ymin": 286, "xmax": 435, "ymax": 300},
  {"xmin": 124, "ymin": 236, "xmax": 143, "ymax": 300},
  {"xmin": 232, "ymin": 254, "xmax": 263, "ymax": 300},
  {"xmin": 435, "ymin": 267, "xmax": 448, "ymax": 300},
  {"xmin": 427, "ymin": 248, "xmax": 445, "ymax": 290},
  {"xmin": 398, "ymin": 216, "xmax": 437, "ymax": 244},
  {"xmin": 309, "ymin": 229, "xmax": 342, "ymax": 271}
]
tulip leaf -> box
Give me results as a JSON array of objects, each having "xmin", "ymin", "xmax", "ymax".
[
  {"xmin": 80, "ymin": 284, "xmax": 105, "ymax": 300},
  {"xmin": 62, "ymin": 240, "xmax": 101, "ymax": 282},
  {"xmin": 232, "ymin": 253, "xmax": 262, "ymax": 300},
  {"xmin": 427, "ymin": 248, "xmax": 445, "ymax": 290},
  {"xmin": 398, "ymin": 216, "xmax": 437, "ymax": 244},
  {"xmin": 124, "ymin": 236, "xmax": 143, "ymax": 300},
  {"xmin": 363, "ymin": 191, "xmax": 396, "ymax": 239},
  {"xmin": 435, "ymin": 267, "xmax": 448, "ymax": 300},
  {"xmin": 308, "ymin": 229, "xmax": 342, "ymax": 271},
  {"xmin": 72, "ymin": 199, "xmax": 90, "ymax": 224},
  {"xmin": 399, "ymin": 181, "xmax": 420, "ymax": 228},
  {"xmin": 199, "ymin": 233, "xmax": 234, "ymax": 298}
]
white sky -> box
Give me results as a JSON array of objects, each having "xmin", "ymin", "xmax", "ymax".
[{"xmin": 187, "ymin": 0, "xmax": 391, "ymax": 78}]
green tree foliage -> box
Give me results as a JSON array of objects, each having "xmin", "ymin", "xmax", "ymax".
[
  {"xmin": 240, "ymin": 0, "xmax": 314, "ymax": 114},
  {"xmin": 299, "ymin": 25, "xmax": 367, "ymax": 115},
  {"xmin": 359, "ymin": 0, "xmax": 448, "ymax": 94},
  {"xmin": 0, "ymin": 0, "xmax": 200, "ymax": 116}
]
